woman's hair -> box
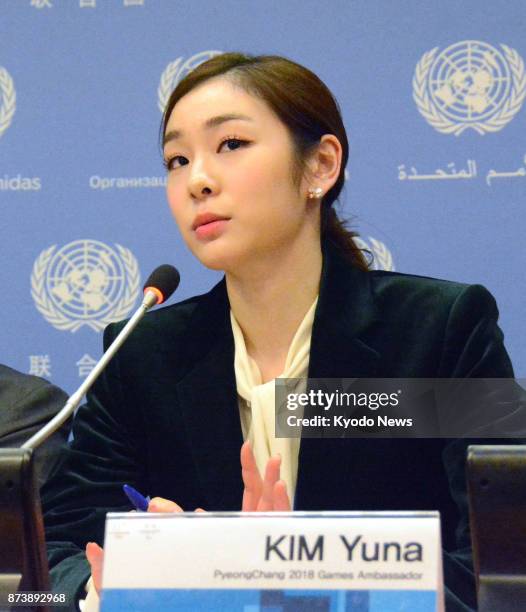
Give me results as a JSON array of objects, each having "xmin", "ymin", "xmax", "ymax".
[{"xmin": 161, "ymin": 52, "xmax": 369, "ymax": 271}]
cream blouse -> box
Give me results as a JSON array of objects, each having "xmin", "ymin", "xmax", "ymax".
[{"xmin": 231, "ymin": 296, "xmax": 318, "ymax": 504}]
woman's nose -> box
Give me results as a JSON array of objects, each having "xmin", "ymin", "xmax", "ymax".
[{"xmin": 188, "ymin": 160, "xmax": 218, "ymax": 200}]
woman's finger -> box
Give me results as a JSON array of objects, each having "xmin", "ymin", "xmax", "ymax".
[
  {"xmin": 85, "ymin": 542, "xmax": 104, "ymax": 595},
  {"xmin": 257, "ymin": 455, "xmax": 281, "ymax": 511},
  {"xmin": 241, "ymin": 441, "xmax": 263, "ymax": 511},
  {"xmin": 272, "ymin": 480, "xmax": 291, "ymax": 511},
  {"xmin": 148, "ymin": 496, "xmax": 183, "ymax": 512}
]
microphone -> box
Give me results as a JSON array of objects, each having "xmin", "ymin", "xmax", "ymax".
[
  {"xmin": 22, "ymin": 264, "xmax": 180, "ymax": 451},
  {"xmin": 143, "ymin": 264, "xmax": 180, "ymax": 307}
]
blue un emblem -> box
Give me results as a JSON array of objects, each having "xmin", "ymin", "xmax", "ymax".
[
  {"xmin": 31, "ymin": 239, "xmax": 140, "ymax": 332},
  {"xmin": 413, "ymin": 40, "xmax": 526, "ymax": 135}
]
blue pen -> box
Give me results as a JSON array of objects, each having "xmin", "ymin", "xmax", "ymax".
[{"xmin": 123, "ymin": 484, "xmax": 151, "ymax": 512}]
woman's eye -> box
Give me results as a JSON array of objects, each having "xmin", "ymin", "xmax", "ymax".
[
  {"xmin": 164, "ymin": 156, "xmax": 189, "ymax": 171},
  {"xmin": 218, "ymin": 138, "xmax": 249, "ymax": 152},
  {"xmin": 164, "ymin": 139, "xmax": 248, "ymax": 170}
]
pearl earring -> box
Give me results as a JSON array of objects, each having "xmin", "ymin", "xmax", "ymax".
[{"xmin": 308, "ymin": 187, "xmax": 323, "ymax": 199}]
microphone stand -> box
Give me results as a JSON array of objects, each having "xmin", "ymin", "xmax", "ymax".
[
  {"xmin": 22, "ymin": 290, "xmax": 158, "ymax": 452},
  {"xmin": 0, "ymin": 290, "xmax": 159, "ymax": 611}
]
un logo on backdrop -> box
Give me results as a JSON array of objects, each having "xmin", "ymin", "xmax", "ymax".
[
  {"xmin": 413, "ymin": 41, "xmax": 526, "ymax": 135},
  {"xmin": 31, "ymin": 240, "xmax": 140, "ymax": 332},
  {"xmin": 354, "ymin": 237, "xmax": 395, "ymax": 271},
  {"xmin": 0, "ymin": 66, "xmax": 16, "ymax": 139},
  {"xmin": 158, "ymin": 50, "xmax": 223, "ymax": 113}
]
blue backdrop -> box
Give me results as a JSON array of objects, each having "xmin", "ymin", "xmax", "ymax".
[{"xmin": 1, "ymin": 0, "xmax": 524, "ymax": 393}]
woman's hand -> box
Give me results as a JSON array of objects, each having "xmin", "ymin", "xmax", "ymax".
[
  {"xmin": 86, "ymin": 444, "xmax": 289, "ymax": 594},
  {"xmin": 241, "ymin": 440, "xmax": 291, "ymax": 511},
  {"xmin": 85, "ymin": 496, "xmax": 201, "ymax": 594},
  {"xmin": 85, "ymin": 541, "xmax": 104, "ymax": 595}
]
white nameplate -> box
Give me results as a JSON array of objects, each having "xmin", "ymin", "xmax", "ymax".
[{"xmin": 101, "ymin": 511, "xmax": 444, "ymax": 611}]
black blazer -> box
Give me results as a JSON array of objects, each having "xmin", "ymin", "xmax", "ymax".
[{"xmin": 42, "ymin": 244, "xmax": 515, "ymax": 611}]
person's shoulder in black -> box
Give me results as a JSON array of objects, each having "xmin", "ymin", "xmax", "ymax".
[
  {"xmin": 0, "ymin": 364, "xmax": 70, "ymax": 487},
  {"xmin": 370, "ymin": 267, "xmax": 513, "ymax": 378}
]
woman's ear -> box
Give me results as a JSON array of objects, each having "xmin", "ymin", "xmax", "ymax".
[{"xmin": 304, "ymin": 134, "xmax": 343, "ymax": 197}]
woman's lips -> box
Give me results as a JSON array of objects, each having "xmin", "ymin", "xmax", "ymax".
[{"xmin": 194, "ymin": 218, "xmax": 229, "ymax": 240}]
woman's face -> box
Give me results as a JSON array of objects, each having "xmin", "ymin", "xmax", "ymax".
[{"xmin": 163, "ymin": 77, "xmax": 318, "ymax": 272}]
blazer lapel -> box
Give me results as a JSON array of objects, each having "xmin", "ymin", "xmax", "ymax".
[
  {"xmin": 295, "ymin": 244, "xmax": 381, "ymax": 509},
  {"xmin": 173, "ymin": 280, "xmax": 244, "ymax": 510},
  {"xmin": 308, "ymin": 244, "xmax": 380, "ymax": 379}
]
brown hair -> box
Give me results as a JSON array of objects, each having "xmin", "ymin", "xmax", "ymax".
[{"xmin": 161, "ymin": 52, "xmax": 369, "ymax": 271}]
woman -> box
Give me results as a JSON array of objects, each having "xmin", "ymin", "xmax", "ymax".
[{"xmin": 42, "ymin": 53, "xmax": 515, "ymax": 611}]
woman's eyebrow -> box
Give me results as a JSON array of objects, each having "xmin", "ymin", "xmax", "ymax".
[{"xmin": 163, "ymin": 113, "xmax": 254, "ymax": 146}]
